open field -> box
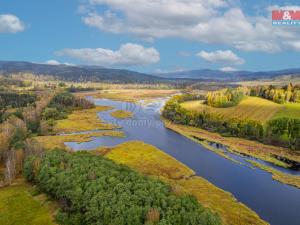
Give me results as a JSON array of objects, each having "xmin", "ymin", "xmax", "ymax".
[
  {"xmin": 163, "ymin": 120, "xmax": 300, "ymax": 188},
  {"xmin": 54, "ymin": 106, "xmax": 117, "ymax": 133},
  {"xmin": 110, "ymin": 109, "xmax": 133, "ymax": 119},
  {"xmin": 74, "ymin": 89, "xmax": 179, "ymax": 102},
  {"xmin": 0, "ymin": 180, "xmax": 56, "ymax": 225},
  {"xmin": 273, "ymin": 102, "xmax": 300, "ymax": 119},
  {"xmin": 96, "ymin": 141, "xmax": 267, "ymax": 225},
  {"xmin": 181, "ymin": 97, "xmax": 284, "ymax": 123}
]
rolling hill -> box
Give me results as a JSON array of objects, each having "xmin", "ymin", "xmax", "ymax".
[
  {"xmin": 0, "ymin": 61, "xmax": 166, "ymax": 84},
  {"xmin": 180, "ymin": 97, "xmax": 286, "ymax": 123},
  {"xmin": 0, "ymin": 61, "xmax": 299, "ymax": 83},
  {"xmin": 156, "ymin": 68, "xmax": 300, "ymax": 81}
]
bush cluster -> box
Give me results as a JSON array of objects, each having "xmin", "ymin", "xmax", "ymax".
[
  {"xmin": 42, "ymin": 92, "xmax": 94, "ymax": 120},
  {"xmin": 24, "ymin": 150, "xmax": 220, "ymax": 225}
]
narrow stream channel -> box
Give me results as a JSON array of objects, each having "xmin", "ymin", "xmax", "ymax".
[{"xmin": 66, "ymin": 98, "xmax": 300, "ymax": 225}]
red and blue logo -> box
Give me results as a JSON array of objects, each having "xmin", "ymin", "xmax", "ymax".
[{"xmin": 272, "ymin": 10, "xmax": 300, "ymax": 26}]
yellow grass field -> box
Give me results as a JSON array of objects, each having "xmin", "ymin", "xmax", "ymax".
[
  {"xmin": 75, "ymin": 89, "xmax": 178, "ymax": 102},
  {"xmin": 97, "ymin": 141, "xmax": 267, "ymax": 225},
  {"xmin": 0, "ymin": 180, "xmax": 56, "ymax": 225},
  {"xmin": 181, "ymin": 97, "xmax": 284, "ymax": 123},
  {"xmin": 54, "ymin": 106, "xmax": 117, "ymax": 133},
  {"xmin": 33, "ymin": 131, "xmax": 124, "ymax": 150},
  {"xmin": 110, "ymin": 109, "xmax": 133, "ymax": 119}
]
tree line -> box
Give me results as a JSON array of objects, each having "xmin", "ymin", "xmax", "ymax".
[
  {"xmin": 0, "ymin": 91, "xmax": 93, "ymax": 186},
  {"xmin": 162, "ymin": 95, "xmax": 300, "ymax": 150},
  {"xmin": 249, "ymin": 83, "xmax": 300, "ymax": 104},
  {"xmin": 24, "ymin": 149, "xmax": 220, "ymax": 225},
  {"xmin": 0, "ymin": 92, "xmax": 37, "ymax": 122},
  {"xmin": 0, "ymin": 90, "xmax": 54, "ymax": 186},
  {"xmin": 202, "ymin": 84, "xmax": 300, "ymax": 107},
  {"xmin": 205, "ymin": 87, "xmax": 248, "ymax": 108}
]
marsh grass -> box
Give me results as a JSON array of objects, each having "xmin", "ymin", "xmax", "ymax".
[
  {"xmin": 33, "ymin": 131, "xmax": 124, "ymax": 150},
  {"xmin": 110, "ymin": 109, "xmax": 133, "ymax": 119},
  {"xmin": 163, "ymin": 119, "xmax": 300, "ymax": 166},
  {"xmin": 0, "ymin": 180, "xmax": 56, "ymax": 225},
  {"xmin": 54, "ymin": 106, "xmax": 117, "ymax": 133},
  {"xmin": 248, "ymin": 161, "xmax": 300, "ymax": 189}
]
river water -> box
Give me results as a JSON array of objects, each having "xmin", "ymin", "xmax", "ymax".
[{"xmin": 66, "ymin": 98, "xmax": 300, "ymax": 225}]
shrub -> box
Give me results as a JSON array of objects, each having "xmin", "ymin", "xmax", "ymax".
[{"xmin": 24, "ymin": 150, "xmax": 221, "ymax": 225}]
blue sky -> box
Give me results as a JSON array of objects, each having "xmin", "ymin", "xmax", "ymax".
[{"xmin": 1, "ymin": 0, "xmax": 300, "ymax": 73}]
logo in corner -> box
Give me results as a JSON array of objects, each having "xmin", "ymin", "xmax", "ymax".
[{"xmin": 272, "ymin": 10, "xmax": 300, "ymax": 26}]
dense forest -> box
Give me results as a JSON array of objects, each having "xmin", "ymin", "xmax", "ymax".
[
  {"xmin": 43, "ymin": 92, "xmax": 94, "ymax": 120},
  {"xmin": 162, "ymin": 95, "xmax": 300, "ymax": 150},
  {"xmin": 0, "ymin": 92, "xmax": 36, "ymax": 109},
  {"xmin": 24, "ymin": 150, "xmax": 220, "ymax": 225},
  {"xmin": 0, "ymin": 92, "xmax": 37, "ymax": 123}
]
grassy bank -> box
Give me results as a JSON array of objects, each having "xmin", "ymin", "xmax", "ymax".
[
  {"xmin": 248, "ymin": 161, "xmax": 300, "ymax": 189},
  {"xmin": 110, "ymin": 109, "xmax": 133, "ymax": 119},
  {"xmin": 163, "ymin": 120, "xmax": 300, "ymax": 188},
  {"xmin": 95, "ymin": 141, "xmax": 268, "ymax": 225},
  {"xmin": 164, "ymin": 119, "xmax": 300, "ymax": 165},
  {"xmin": 0, "ymin": 180, "xmax": 56, "ymax": 225},
  {"xmin": 33, "ymin": 131, "xmax": 125, "ymax": 150},
  {"xmin": 54, "ymin": 106, "xmax": 117, "ymax": 133}
]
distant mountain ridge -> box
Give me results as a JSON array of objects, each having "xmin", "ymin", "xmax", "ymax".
[
  {"xmin": 0, "ymin": 60, "xmax": 299, "ymax": 83},
  {"xmin": 155, "ymin": 68, "xmax": 300, "ymax": 81},
  {"xmin": 0, "ymin": 61, "xmax": 165, "ymax": 83}
]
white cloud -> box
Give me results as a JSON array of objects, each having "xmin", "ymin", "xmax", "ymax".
[
  {"xmin": 45, "ymin": 60, "xmax": 61, "ymax": 65},
  {"xmin": 45, "ymin": 60, "xmax": 75, "ymax": 66},
  {"xmin": 80, "ymin": 1, "xmax": 300, "ymax": 53},
  {"xmin": 220, "ymin": 66, "xmax": 237, "ymax": 72},
  {"xmin": 0, "ymin": 14, "xmax": 25, "ymax": 33},
  {"xmin": 197, "ymin": 50, "xmax": 244, "ymax": 65},
  {"xmin": 57, "ymin": 43, "xmax": 160, "ymax": 66}
]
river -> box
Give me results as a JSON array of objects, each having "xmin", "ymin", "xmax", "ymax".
[{"xmin": 66, "ymin": 98, "xmax": 300, "ymax": 225}]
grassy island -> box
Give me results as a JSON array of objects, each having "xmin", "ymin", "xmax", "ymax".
[{"xmin": 110, "ymin": 109, "xmax": 133, "ymax": 119}]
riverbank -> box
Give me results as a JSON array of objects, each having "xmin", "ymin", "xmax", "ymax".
[
  {"xmin": 93, "ymin": 141, "xmax": 268, "ymax": 225},
  {"xmin": 53, "ymin": 106, "xmax": 118, "ymax": 133},
  {"xmin": 33, "ymin": 131, "xmax": 125, "ymax": 150},
  {"xmin": 163, "ymin": 119, "xmax": 300, "ymax": 189},
  {"xmin": 32, "ymin": 104, "xmax": 125, "ymax": 151},
  {"xmin": 110, "ymin": 109, "xmax": 133, "ymax": 119}
]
